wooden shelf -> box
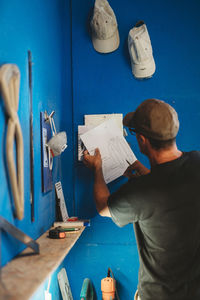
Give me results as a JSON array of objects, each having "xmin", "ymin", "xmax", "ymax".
[{"xmin": 0, "ymin": 227, "xmax": 85, "ymax": 300}]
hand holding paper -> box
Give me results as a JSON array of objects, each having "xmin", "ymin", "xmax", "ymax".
[
  {"xmin": 83, "ymin": 148, "xmax": 102, "ymax": 171},
  {"xmin": 80, "ymin": 118, "xmax": 137, "ymax": 183}
]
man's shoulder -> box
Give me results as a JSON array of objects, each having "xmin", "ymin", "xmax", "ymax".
[
  {"xmin": 184, "ymin": 150, "xmax": 200, "ymax": 164},
  {"xmin": 186, "ymin": 150, "xmax": 200, "ymax": 158}
]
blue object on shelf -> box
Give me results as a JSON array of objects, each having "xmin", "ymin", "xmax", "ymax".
[{"xmin": 80, "ymin": 278, "xmax": 94, "ymax": 300}]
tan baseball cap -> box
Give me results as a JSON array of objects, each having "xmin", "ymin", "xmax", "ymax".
[
  {"xmin": 123, "ymin": 99, "xmax": 179, "ymax": 140},
  {"xmin": 90, "ymin": 0, "xmax": 120, "ymax": 53}
]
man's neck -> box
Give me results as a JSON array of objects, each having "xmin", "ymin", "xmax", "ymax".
[{"xmin": 148, "ymin": 145, "xmax": 182, "ymax": 167}]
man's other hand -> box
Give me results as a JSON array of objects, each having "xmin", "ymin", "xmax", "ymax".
[
  {"xmin": 124, "ymin": 160, "xmax": 150, "ymax": 179},
  {"xmin": 83, "ymin": 148, "xmax": 102, "ymax": 171}
]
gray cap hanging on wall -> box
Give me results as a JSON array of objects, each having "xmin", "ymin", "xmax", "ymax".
[{"xmin": 90, "ymin": 0, "xmax": 120, "ymax": 53}]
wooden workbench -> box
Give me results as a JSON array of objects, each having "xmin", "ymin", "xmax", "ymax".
[{"xmin": 0, "ymin": 227, "xmax": 84, "ymax": 300}]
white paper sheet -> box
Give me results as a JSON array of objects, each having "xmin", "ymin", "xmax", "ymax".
[
  {"xmin": 79, "ymin": 114, "xmax": 123, "ymax": 161},
  {"xmin": 84, "ymin": 113, "xmax": 123, "ymax": 133},
  {"xmin": 80, "ymin": 118, "xmax": 137, "ymax": 183}
]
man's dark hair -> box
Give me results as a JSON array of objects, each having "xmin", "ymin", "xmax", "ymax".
[{"xmin": 147, "ymin": 137, "xmax": 176, "ymax": 150}]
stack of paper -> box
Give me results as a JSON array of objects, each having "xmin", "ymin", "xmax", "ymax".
[
  {"xmin": 79, "ymin": 116, "xmax": 137, "ymax": 183},
  {"xmin": 78, "ymin": 113, "xmax": 123, "ymax": 161}
]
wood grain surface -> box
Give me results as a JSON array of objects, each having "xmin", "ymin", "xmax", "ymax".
[{"xmin": 0, "ymin": 227, "xmax": 84, "ymax": 300}]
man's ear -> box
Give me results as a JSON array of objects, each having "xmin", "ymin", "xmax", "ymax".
[{"xmin": 136, "ymin": 133, "xmax": 146, "ymax": 144}]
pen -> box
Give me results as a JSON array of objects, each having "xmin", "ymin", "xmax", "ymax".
[
  {"xmin": 126, "ymin": 159, "xmax": 132, "ymax": 165},
  {"xmin": 56, "ymin": 226, "xmax": 80, "ymax": 232},
  {"xmin": 126, "ymin": 159, "xmax": 140, "ymax": 176}
]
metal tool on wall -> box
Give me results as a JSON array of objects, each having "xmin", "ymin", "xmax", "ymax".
[
  {"xmin": 0, "ymin": 216, "xmax": 39, "ymax": 254},
  {"xmin": 28, "ymin": 50, "xmax": 35, "ymax": 222},
  {"xmin": 0, "ymin": 64, "xmax": 24, "ymax": 220}
]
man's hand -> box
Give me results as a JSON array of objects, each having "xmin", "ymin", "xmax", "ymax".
[
  {"xmin": 83, "ymin": 148, "xmax": 102, "ymax": 171},
  {"xmin": 124, "ymin": 160, "xmax": 150, "ymax": 179}
]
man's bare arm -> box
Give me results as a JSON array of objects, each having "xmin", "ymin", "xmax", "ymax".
[
  {"xmin": 93, "ymin": 167, "xmax": 111, "ymax": 217},
  {"xmin": 83, "ymin": 149, "xmax": 111, "ymax": 217}
]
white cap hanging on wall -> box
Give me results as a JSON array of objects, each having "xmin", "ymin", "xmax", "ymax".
[
  {"xmin": 90, "ymin": 0, "xmax": 120, "ymax": 53},
  {"xmin": 128, "ymin": 21, "xmax": 156, "ymax": 79}
]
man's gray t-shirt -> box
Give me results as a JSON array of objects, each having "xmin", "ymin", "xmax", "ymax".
[{"xmin": 108, "ymin": 151, "xmax": 200, "ymax": 300}]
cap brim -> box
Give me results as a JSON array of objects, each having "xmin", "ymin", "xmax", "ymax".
[
  {"xmin": 132, "ymin": 58, "xmax": 156, "ymax": 79},
  {"xmin": 92, "ymin": 30, "xmax": 120, "ymax": 53},
  {"xmin": 123, "ymin": 112, "xmax": 135, "ymax": 127}
]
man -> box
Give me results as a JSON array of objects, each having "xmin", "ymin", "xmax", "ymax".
[{"xmin": 83, "ymin": 99, "xmax": 200, "ymax": 300}]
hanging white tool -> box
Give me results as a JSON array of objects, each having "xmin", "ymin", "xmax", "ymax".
[
  {"xmin": 0, "ymin": 64, "xmax": 24, "ymax": 220},
  {"xmin": 45, "ymin": 111, "xmax": 67, "ymax": 170}
]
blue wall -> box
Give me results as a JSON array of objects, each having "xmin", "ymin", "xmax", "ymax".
[
  {"xmin": 1, "ymin": 0, "xmax": 200, "ymax": 299},
  {"xmin": 65, "ymin": 0, "xmax": 200, "ymax": 299},
  {"xmin": 0, "ymin": 0, "xmax": 73, "ymax": 267}
]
